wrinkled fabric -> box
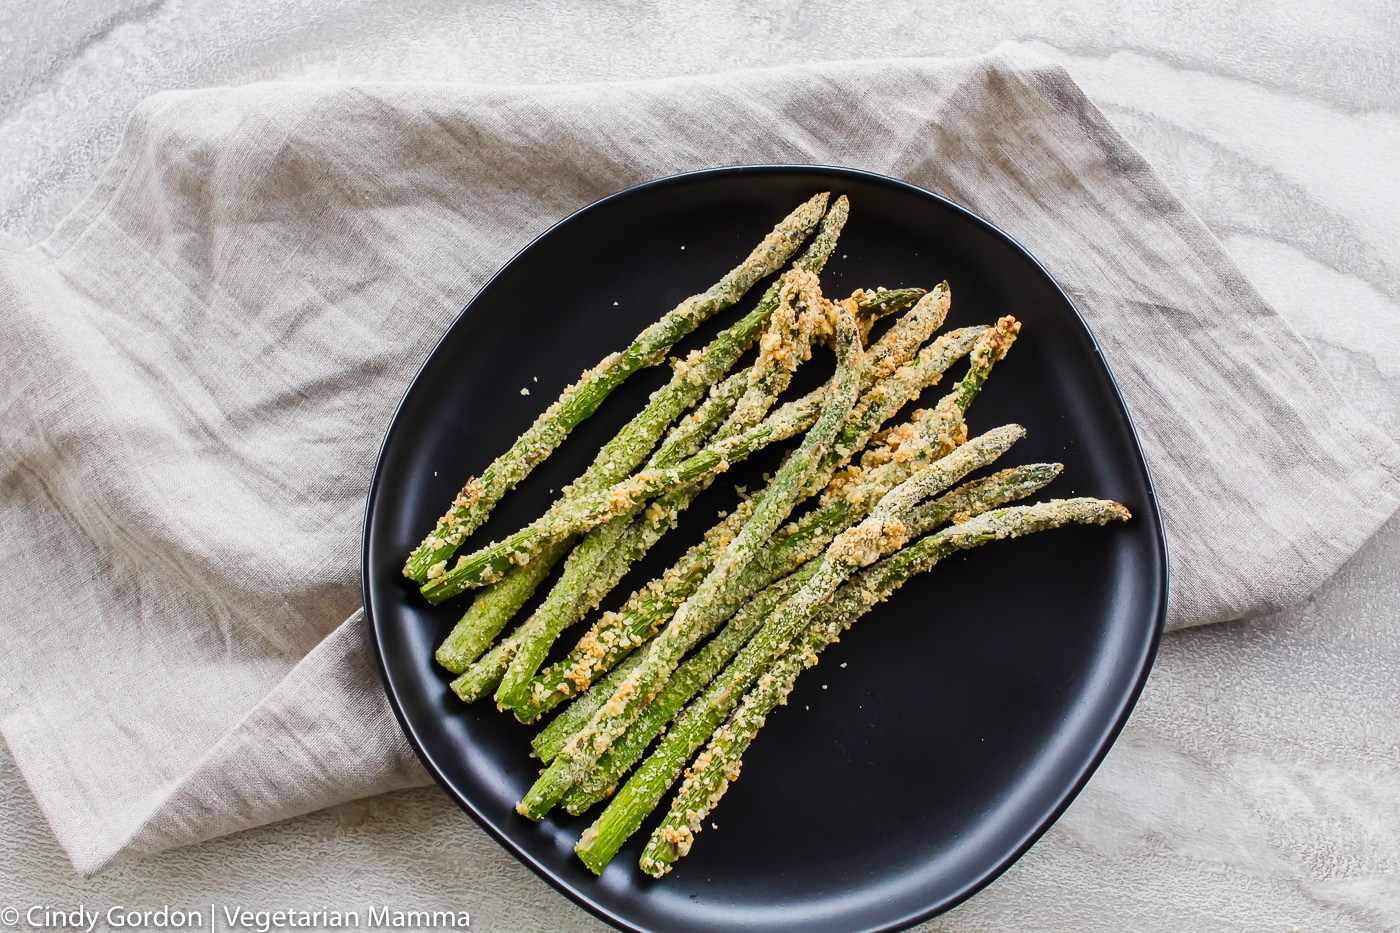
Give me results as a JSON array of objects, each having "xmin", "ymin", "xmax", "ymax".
[{"xmin": 1, "ymin": 48, "xmax": 1396, "ymax": 874}]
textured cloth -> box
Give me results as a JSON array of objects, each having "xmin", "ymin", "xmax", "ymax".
[{"xmin": 1, "ymin": 48, "xmax": 1396, "ymax": 875}]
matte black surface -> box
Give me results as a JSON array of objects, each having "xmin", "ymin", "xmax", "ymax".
[{"xmin": 362, "ymin": 167, "xmax": 1167, "ymax": 933}]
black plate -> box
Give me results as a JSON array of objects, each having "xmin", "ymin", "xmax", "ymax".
[{"xmin": 363, "ymin": 166, "xmax": 1166, "ymax": 933}]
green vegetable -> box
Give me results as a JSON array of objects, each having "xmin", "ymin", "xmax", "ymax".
[
  {"xmin": 516, "ymin": 306, "xmax": 866, "ymax": 821},
  {"xmin": 638, "ymin": 493, "xmax": 1132, "ymax": 876},
  {"xmin": 420, "ymin": 387, "xmax": 827, "ymax": 604},
  {"xmin": 572, "ymin": 425, "xmax": 1028, "ymax": 871},
  {"xmin": 487, "ymin": 372, "xmax": 749, "ymax": 706},
  {"xmin": 515, "ymin": 315, "xmax": 990, "ymax": 718},
  {"xmin": 405, "ymin": 193, "xmax": 831, "ymax": 582}
]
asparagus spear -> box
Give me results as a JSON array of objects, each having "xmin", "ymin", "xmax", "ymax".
[
  {"xmin": 473, "ymin": 504, "xmax": 667, "ymax": 703},
  {"xmin": 857, "ymin": 282, "xmax": 950, "ymax": 393},
  {"xmin": 420, "ymin": 384, "xmax": 827, "ymax": 603},
  {"xmin": 562, "ymin": 563, "xmax": 817, "ymax": 811},
  {"xmin": 571, "ymin": 425, "xmax": 1026, "ymax": 869},
  {"xmin": 435, "ymin": 371, "xmax": 750, "ymax": 675},
  {"xmin": 515, "ymin": 317, "xmax": 989, "ymax": 717},
  {"xmin": 434, "ymin": 537, "xmax": 571, "ymax": 674},
  {"xmin": 561, "ymin": 463, "xmax": 1065, "ymax": 806},
  {"xmin": 405, "ymin": 193, "xmax": 831, "ymax": 582},
  {"xmin": 516, "ymin": 306, "xmax": 867, "ymax": 820},
  {"xmin": 435, "ymin": 273, "xmax": 910, "ymax": 670},
  {"xmin": 423, "ymin": 283, "xmax": 924, "ymax": 605},
  {"xmin": 637, "ymin": 496, "xmax": 1130, "ymax": 876},
  {"xmin": 646, "ymin": 369, "xmax": 754, "ymax": 469},
  {"xmin": 532, "ymin": 651, "xmax": 648, "ymax": 763},
  {"xmin": 492, "ymin": 285, "xmax": 825, "ymax": 707},
  {"xmin": 852, "ymin": 286, "xmax": 927, "ymax": 340}
]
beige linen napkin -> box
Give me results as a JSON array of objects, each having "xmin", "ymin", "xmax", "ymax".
[{"xmin": 1, "ymin": 47, "xmax": 1397, "ymax": 874}]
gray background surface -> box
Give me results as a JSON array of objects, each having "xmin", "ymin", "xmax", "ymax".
[{"xmin": 2, "ymin": 2, "xmax": 1398, "ymax": 930}]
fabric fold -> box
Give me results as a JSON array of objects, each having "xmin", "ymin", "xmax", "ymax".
[{"xmin": 2, "ymin": 47, "xmax": 1396, "ymax": 873}]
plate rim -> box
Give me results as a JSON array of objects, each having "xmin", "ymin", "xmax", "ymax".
[{"xmin": 361, "ymin": 164, "xmax": 1170, "ymax": 933}]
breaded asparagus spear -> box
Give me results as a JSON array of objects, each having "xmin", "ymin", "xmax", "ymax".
[
  {"xmin": 637, "ymin": 496, "xmax": 1131, "ymax": 876},
  {"xmin": 562, "ymin": 562, "xmax": 818, "ymax": 810},
  {"xmin": 857, "ymin": 282, "xmax": 951, "ymax": 392},
  {"xmin": 420, "ymin": 385, "xmax": 828, "ymax": 604},
  {"xmin": 435, "ymin": 370, "xmax": 749, "ymax": 674},
  {"xmin": 571, "ymin": 425, "xmax": 1027, "ymax": 870},
  {"xmin": 491, "ymin": 272, "xmax": 843, "ymax": 707},
  {"xmin": 513, "ymin": 319, "xmax": 1009, "ymax": 716},
  {"xmin": 405, "ymin": 193, "xmax": 831, "ymax": 582},
  {"xmin": 516, "ymin": 305, "xmax": 867, "ymax": 821},
  {"xmin": 558, "ymin": 463, "xmax": 1063, "ymax": 809}
]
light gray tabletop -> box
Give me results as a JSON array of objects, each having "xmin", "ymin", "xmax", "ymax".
[{"xmin": 3, "ymin": 2, "xmax": 1397, "ymax": 930}]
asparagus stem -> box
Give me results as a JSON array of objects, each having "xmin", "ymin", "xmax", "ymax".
[
  {"xmin": 572, "ymin": 425, "xmax": 1026, "ymax": 870},
  {"xmin": 517, "ymin": 307, "xmax": 866, "ymax": 821},
  {"xmin": 420, "ymin": 385, "xmax": 826, "ymax": 604},
  {"xmin": 533, "ymin": 652, "xmax": 647, "ymax": 763},
  {"xmin": 405, "ymin": 193, "xmax": 831, "ymax": 582},
  {"xmin": 486, "ymin": 510, "xmax": 656, "ymax": 706},
  {"xmin": 562, "ymin": 564, "xmax": 815, "ymax": 814},
  {"xmin": 858, "ymin": 283, "xmax": 950, "ymax": 393},
  {"xmin": 489, "ymin": 372, "xmax": 750, "ymax": 707},
  {"xmin": 638, "ymin": 495, "xmax": 1131, "ymax": 876},
  {"xmin": 495, "ymin": 271, "xmax": 851, "ymax": 708},
  {"xmin": 561, "ymin": 465, "xmax": 1063, "ymax": 771},
  {"xmin": 434, "ymin": 537, "xmax": 571, "ymax": 673},
  {"xmin": 517, "ymin": 316, "xmax": 989, "ymax": 714}
]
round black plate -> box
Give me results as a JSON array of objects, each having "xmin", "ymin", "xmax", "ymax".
[{"xmin": 363, "ymin": 166, "xmax": 1166, "ymax": 933}]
